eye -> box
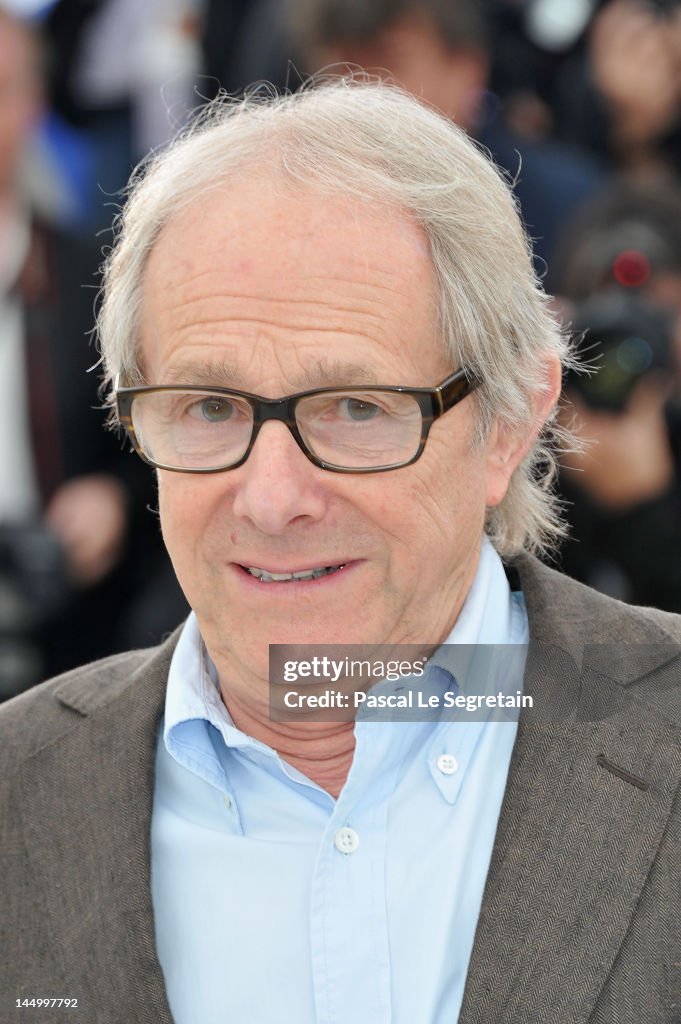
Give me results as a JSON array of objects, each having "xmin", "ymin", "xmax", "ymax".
[
  {"xmin": 338, "ymin": 397, "xmax": 383, "ymax": 421},
  {"xmin": 189, "ymin": 397, "xmax": 236, "ymax": 422}
]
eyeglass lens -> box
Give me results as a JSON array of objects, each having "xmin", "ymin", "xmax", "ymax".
[{"xmin": 130, "ymin": 388, "xmax": 425, "ymax": 470}]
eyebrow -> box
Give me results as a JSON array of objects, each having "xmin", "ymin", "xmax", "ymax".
[
  {"xmin": 162, "ymin": 357, "xmax": 382, "ymax": 390},
  {"xmin": 303, "ymin": 360, "xmax": 381, "ymax": 387},
  {"xmin": 162, "ymin": 359, "xmax": 241, "ymax": 387}
]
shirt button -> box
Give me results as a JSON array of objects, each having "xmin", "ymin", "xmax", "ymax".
[
  {"xmin": 223, "ymin": 795, "xmax": 232, "ymax": 809},
  {"xmin": 437, "ymin": 754, "xmax": 459, "ymax": 775},
  {"xmin": 334, "ymin": 827, "xmax": 360, "ymax": 855}
]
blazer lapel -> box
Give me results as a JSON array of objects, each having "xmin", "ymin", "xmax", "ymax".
[
  {"xmin": 19, "ymin": 636, "xmax": 180, "ymax": 1024},
  {"xmin": 459, "ymin": 558, "xmax": 681, "ymax": 1023}
]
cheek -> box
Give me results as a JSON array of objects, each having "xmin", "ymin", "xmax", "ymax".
[
  {"xmin": 401, "ymin": 458, "xmax": 486, "ymax": 554},
  {"xmin": 157, "ymin": 475, "xmax": 185, "ymax": 533},
  {"xmin": 157, "ymin": 475, "xmax": 220, "ymax": 560}
]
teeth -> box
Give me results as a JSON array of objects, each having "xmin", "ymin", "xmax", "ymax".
[{"xmin": 245, "ymin": 564, "xmax": 345, "ymax": 583}]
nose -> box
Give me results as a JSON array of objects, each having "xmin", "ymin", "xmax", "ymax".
[{"xmin": 231, "ymin": 421, "xmax": 328, "ymax": 534}]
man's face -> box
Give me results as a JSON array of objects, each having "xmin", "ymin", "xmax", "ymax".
[
  {"xmin": 314, "ymin": 12, "xmax": 488, "ymax": 133},
  {"xmin": 140, "ymin": 179, "xmax": 517, "ymax": 679}
]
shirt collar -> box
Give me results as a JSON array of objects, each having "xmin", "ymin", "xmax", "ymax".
[
  {"xmin": 163, "ymin": 614, "xmax": 273, "ymax": 758},
  {"xmin": 437, "ymin": 535, "xmax": 522, "ymax": 648},
  {"xmin": 353, "ymin": 537, "xmax": 528, "ymax": 803},
  {"xmin": 426, "ymin": 536, "xmax": 527, "ymax": 701}
]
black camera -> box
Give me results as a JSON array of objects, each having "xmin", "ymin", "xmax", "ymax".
[{"xmin": 567, "ymin": 291, "xmax": 673, "ymax": 412}]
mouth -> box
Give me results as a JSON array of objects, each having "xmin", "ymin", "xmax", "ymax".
[{"xmin": 240, "ymin": 563, "xmax": 348, "ymax": 583}]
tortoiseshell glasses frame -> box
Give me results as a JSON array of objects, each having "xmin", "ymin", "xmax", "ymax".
[{"xmin": 115, "ymin": 367, "xmax": 480, "ymax": 474}]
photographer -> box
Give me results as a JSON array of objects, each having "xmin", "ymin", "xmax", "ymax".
[{"xmin": 555, "ymin": 182, "xmax": 681, "ymax": 609}]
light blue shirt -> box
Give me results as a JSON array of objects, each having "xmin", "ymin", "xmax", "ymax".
[{"xmin": 151, "ymin": 537, "xmax": 528, "ymax": 1024}]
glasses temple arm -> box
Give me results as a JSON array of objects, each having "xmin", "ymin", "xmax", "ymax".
[{"xmin": 438, "ymin": 370, "xmax": 481, "ymax": 412}]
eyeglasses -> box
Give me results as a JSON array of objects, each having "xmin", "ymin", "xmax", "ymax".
[{"xmin": 115, "ymin": 368, "xmax": 479, "ymax": 474}]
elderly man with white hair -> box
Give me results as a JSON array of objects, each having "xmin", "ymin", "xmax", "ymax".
[{"xmin": 1, "ymin": 80, "xmax": 679, "ymax": 1024}]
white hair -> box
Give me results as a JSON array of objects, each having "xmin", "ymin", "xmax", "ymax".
[{"xmin": 98, "ymin": 77, "xmax": 573, "ymax": 557}]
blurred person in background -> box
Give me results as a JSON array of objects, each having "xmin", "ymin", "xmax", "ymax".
[
  {"xmin": 286, "ymin": 0, "xmax": 603, "ymax": 274},
  {"xmin": 44, "ymin": 0, "xmax": 205, "ymax": 232},
  {"xmin": 556, "ymin": 0, "xmax": 681, "ymax": 179},
  {"xmin": 200, "ymin": 0, "xmax": 286, "ymax": 98},
  {"xmin": 554, "ymin": 181, "xmax": 681, "ymax": 609},
  {"xmin": 487, "ymin": 0, "xmax": 600, "ymax": 145},
  {"xmin": 0, "ymin": 6, "xmax": 185, "ymax": 697}
]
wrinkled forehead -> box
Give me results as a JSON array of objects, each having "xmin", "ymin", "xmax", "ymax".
[{"xmin": 138, "ymin": 177, "xmax": 445, "ymax": 386}]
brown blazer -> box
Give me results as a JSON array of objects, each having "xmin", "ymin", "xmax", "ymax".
[{"xmin": 1, "ymin": 555, "xmax": 680, "ymax": 1023}]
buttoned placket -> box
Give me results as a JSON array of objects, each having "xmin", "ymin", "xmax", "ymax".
[{"xmin": 309, "ymin": 723, "xmax": 403, "ymax": 1024}]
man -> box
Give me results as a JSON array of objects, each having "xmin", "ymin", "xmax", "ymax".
[
  {"xmin": 286, "ymin": 0, "xmax": 603, "ymax": 279},
  {"xmin": 0, "ymin": 7, "xmax": 131, "ymax": 691},
  {"xmin": 0, "ymin": 7, "xmax": 188, "ymax": 693},
  {"xmin": 1, "ymin": 81, "xmax": 679, "ymax": 1024},
  {"xmin": 553, "ymin": 182, "xmax": 681, "ymax": 612}
]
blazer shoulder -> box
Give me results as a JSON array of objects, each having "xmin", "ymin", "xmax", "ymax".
[
  {"xmin": 0, "ymin": 636, "xmax": 177, "ymax": 779},
  {"xmin": 512, "ymin": 552, "xmax": 681, "ymax": 643},
  {"xmin": 512, "ymin": 554, "xmax": 681, "ymax": 730}
]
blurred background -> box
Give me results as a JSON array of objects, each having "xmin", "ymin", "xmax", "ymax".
[{"xmin": 3, "ymin": 0, "xmax": 681, "ymax": 699}]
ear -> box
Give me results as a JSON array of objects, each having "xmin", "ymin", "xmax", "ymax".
[{"xmin": 485, "ymin": 352, "xmax": 562, "ymax": 508}]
